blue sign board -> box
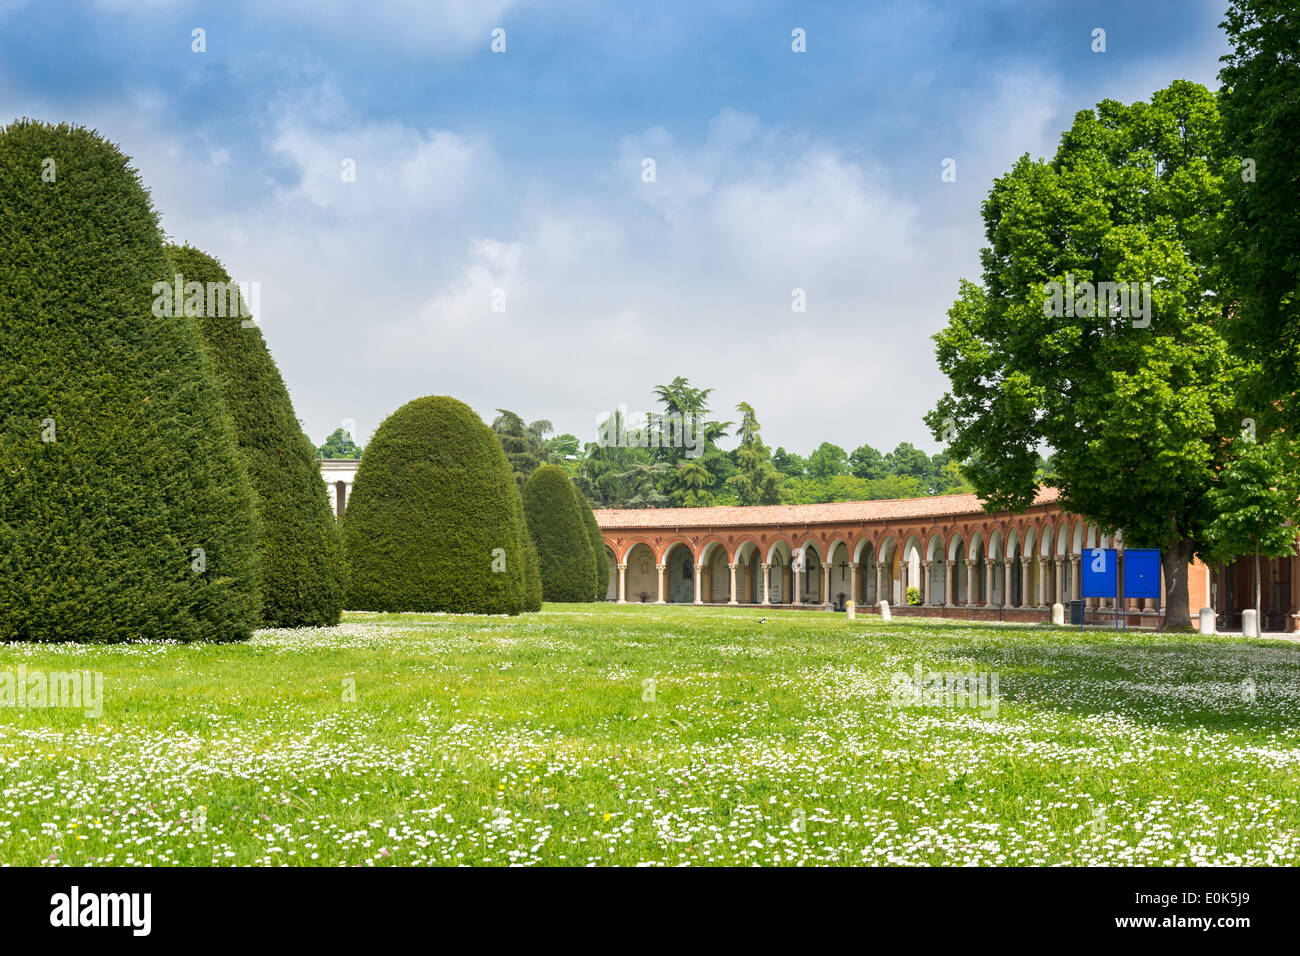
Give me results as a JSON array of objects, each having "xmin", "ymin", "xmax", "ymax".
[
  {"xmin": 1123, "ymin": 549, "xmax": 1161, "ymax": 600},
  {"xmin": 1081, "ymin": 548, "xmax": 1118, "ymax": 598}
]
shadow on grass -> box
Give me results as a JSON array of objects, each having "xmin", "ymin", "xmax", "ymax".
[{"xmin": 934, "ymin": 633, "xmax": 1300, "ymax": 737}]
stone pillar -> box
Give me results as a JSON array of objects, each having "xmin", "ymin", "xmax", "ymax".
[
  {"xmin": 1038, "ymin": 557, "xmax": 1050, "ymax": 606},
  {"xmin": 965, "ymin": 562, "xmax": 976, "ymax": 607},
  {"xmin": 693, "ymin": 564, "xmax": 703, "ymax": 605},
  {"xmin": 944, "ymin": 560, "xmax": 955, "ymax": 606},
  {"xmin": 1054, "ymin": 557, "xmax": 1065, "ymax": 608},
  {"xmin": 823, "ymin": 563, "xmax": 832, "ymax": 607},
  {"xmin": 761, "ymin": 563, "xmax": 771, "ymax": 605},
  {"xmin": 850, "ymin": 563, "xmax": 859, "ymax": 606},
  {"xmin": 655, "ymin": 564, "xmax": 666, "ymax": 604},
  {"xmin": 617, "ymin": 563, "xmax": 627, "ymax": 603},
  {"xmin": 983, "ymin": 562, "xmax": 993, "ymax": 607},
  {"xmin": 792, "ymin": 560, "xmax": 803, "ymax": 606},
  {"xmin": 1071, "ymin": 556, "xmax": 1082, "ymax": 601},
  {"xmin": 1003, "ymin": 559, "xmax": 1014, "ymax": 608},
  {"xmin": 1020, "ymin": 560, "xmax": 1032, "ymax": 609},
  {"xmin": 922, "ymin": 561, "xmax": 933, "ymax": 605},
  {"xmin": 728, "ymin": 563, "xmax": 738, "ymax": 606},
  {"xmin": 875, "ymin": 563, "xmax": 885, "ymax": 606}
]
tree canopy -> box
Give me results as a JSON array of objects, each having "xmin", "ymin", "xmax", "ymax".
[
  {"xmin": 318, "ymin": 428, "xmax": 363, "ymax": 459},
  {"xmin": 924, "ymin": 81, "xmax": 1245, "ymax": 628}
]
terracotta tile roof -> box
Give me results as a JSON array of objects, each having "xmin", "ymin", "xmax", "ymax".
[{"xmin": 594, "ymin": 488, "xmax": 1061, "ymax": 530}]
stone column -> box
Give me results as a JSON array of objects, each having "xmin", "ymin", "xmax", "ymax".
[
  {"xmin": 1071, "ymin": 556, "xmax": 1082, "ymax": 601},
  {"xmin": 944, "ymin": 560, "xmax": 955, "ymax": 606},
  {"xmin": 823, "ymin": 563, "xmax": 832, "ymax": 607},
  {"xmin": 1054, "ymin": 557, "xmax": 1065, "ymax": 607},
  {"xmin": 655, "ymin": 564, "xmax": 666, "ymax": 604},
  {"xmin": 1037, "ymin": 556, "xmax": 1049, "ymax": 606},
  {"xmin": 850, "ymin": 562, "xmax": 859, "ymax": 605},
  {"xmin": 922, "ymin": 561, "xmax": 933, "ymax": 605},
  {"xmin": 983, "ymin": 562, "xmax": 993, "ymax": 607},
  {"xmin": 617, "ymin": 563, "xmax": 627, "ymax": 603},
  {"xmin": 1003, "ymin": 559, "xmax": 1013, "ymax": 608},
  {"xmin": 875, "ymin": 563, "xmax": 885, "ymax": 605},
  {"xmin": 761, "ymin": 563, "xmax": 771, "ymax": 605},
  {"xmin": 792, "ymin": 560, "xmax": 803, "ymax": 606},
  {"xmin": 965, "ymin": 562, "xmax": 976, "ymax": 606},
  {"xmin": 728, "ymin": 563, "xmax": 738, "ymax": 605},
  {"xmin": 693, "ymin": 563, "xmax": 703, "ymax": 605},
  {"xmin": 1020, "ymin": 560, "xmax": 1032, "ymax": 608}
]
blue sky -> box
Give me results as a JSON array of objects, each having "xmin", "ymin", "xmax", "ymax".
[{"xmin": 0, "ymin": 0, "xmax": 1232, "ymax": 455}]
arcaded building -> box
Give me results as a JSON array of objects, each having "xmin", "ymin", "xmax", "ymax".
[{"xmin": 593, "ymin": 490, "xmax": 1242, "ymax": 627}]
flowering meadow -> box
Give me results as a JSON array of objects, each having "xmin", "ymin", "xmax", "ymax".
[{"xmin": 1, "ymin": 604, "xmax": 1298, "ymax": 866}]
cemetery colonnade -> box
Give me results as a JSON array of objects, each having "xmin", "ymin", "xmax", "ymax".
[{"xmin": 593, "ymin": 490, "xmax": 1226, "ymax": 627}]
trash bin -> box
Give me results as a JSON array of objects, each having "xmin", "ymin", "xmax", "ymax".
[{"xmin": 1069, "ymin": 599, "xmax": 1084, "ymax": 625}]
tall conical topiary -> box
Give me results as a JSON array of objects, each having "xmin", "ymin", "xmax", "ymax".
[
  {"xmin": 517, "ymin": 487, "xmax": 544, "ymax": 612},
  {"xmin": 166, "ymin": 244, "xmax": 346, "ymax": 628},
  {"xmin": 0, "ymin": 120, "xmax": 260, "ymax": 642},
  {"xmin": 523, "ymin": 465, "xmax": 597, "ymax": 603},
  {"xmin": 343, "ymin": 396, "xmax": 533, "ymax": 613},
  {"xmin": 577, "ymin": 490, "xmax": 609, "ymax": 600}
]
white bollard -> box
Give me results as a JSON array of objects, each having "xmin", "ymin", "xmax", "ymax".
[
  {"xmin": 846, "ymin": 600, "xmax": 856, "ymax": 621},
  {"xmin": 1051, "ymin": 602, "xmax": 1065, "ymax": 626},
  {"xmin": 1242, "ymin": 608, "xmax": 1259, "ymax": 638},
  {"xmin": 1198, "ymin": 607, "xmax": 1216, "ymax": 635},
  {"xmin": 878, "ymin": 600, "xmax": 891, "ymax": 622}
]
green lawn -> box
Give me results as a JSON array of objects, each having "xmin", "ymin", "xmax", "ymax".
[{"xmin": 1, "ymin": 604, "xmax": 1298, "ymax": 866}]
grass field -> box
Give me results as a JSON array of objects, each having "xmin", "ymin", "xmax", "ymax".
[{"xmin": 1, "ymin": 604, "xmax": 1298, "ymax": 866}]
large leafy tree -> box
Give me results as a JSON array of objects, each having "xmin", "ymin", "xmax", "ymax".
[
  {"xmin": 807, "ymin": 442, "xmax": 850, "ymax": 479},
  {"xmin": 849, "ymin": 443, "xmax": 887, "ymax": 480},
  {"xmin": 318, "ymin": 427, "xmax": 363, "ymax": 459},
  {"xmin": 726, "ymin": 402, "xmax": 783, "ymax": 505},
  {"xmin": 925, "ymin": 82, "xmax": 1245, "ymax": 629},
  {"xmin": 492, "ymin": 409, "xmax": 553, "ymax": 488},
  {"xmin": 1218, "ymin": 0, "xmax": 1300, "ymax": 427},
  {"xmin": 1203, "ymin": 431, "xmax": 1300, "ymax": 616},
  {"xmin": 651, "ymin": 376, "xmax": 731, "ymax": 506}
]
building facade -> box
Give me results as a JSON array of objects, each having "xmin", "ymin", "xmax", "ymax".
[
  {"xmin": 316, "ymin": 459, "xmax": 1293, "ymax": 629},
  {"xmin": 593, "ymin": 491, "xmax": 1230, "ymax": 627}
]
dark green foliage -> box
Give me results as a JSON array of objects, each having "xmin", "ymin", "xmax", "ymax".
[
  {"xmin": 343, "ymin": 395, "xmax": 532, "ymax": 613},
  {"xmin": 1219, "ymin": 0, "xmax": 1300, "ymax": 428},
  {"xmin": 0, "ymin": 120, "xmax": 260, "ymax": 642},
  {"xmin": 318, "ymin": 427, "xmax": 362, "ymax": 459},
  {"xmin": 492, "ymin": 409, "xmax": 553, "ymax": 488},
  {"xmin": 168, "ymin": 243, "xmax": 346, "ymax": 628},
  {"xmin": 577, "ymin": 491, "xmax": 608, "ymax": 600},
  {"xmin": 519, "ymin": 488, "xmax": 544, "ymax": 612},
  {"xmin": 523, "ymin": 465, "xmax": 597, "ymax": 603}
]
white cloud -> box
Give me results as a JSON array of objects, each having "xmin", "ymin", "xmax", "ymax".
[{"xmin": 271, "ymin": 120, "xmax": 497, "ymax": 215}]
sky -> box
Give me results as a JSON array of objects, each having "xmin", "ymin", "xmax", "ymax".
[{"xmin": 0, "ymin": 0, "xmax": 1234, "ymax": 456}]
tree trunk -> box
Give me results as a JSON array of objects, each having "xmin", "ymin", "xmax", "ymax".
[
  {"xmin": 1161, "ymin": 540, "xmax": 1195, "ymax": 630},
  {"xmin": 1255, "ymin": 541, "xmax": 1261, "ymax": 618}
]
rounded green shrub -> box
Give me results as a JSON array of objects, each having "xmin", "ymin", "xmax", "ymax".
[
  {"xmin": 167, "ymin": 244, "xmax": 346, "ymax": 628},
  {"xmin": 577, "ymin": 491, "xmax": 609, "ymax": 600},
  {"xmin": 0, "ymin": 119, "xmax": 260, "ymax": 642},
  {"xmin": 523, "ymin": 465, "xmax": 597, "ymax": 603},
  {"xmin": 343, "ymin": 395, "xmax": 532, "ymax": 613}
]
